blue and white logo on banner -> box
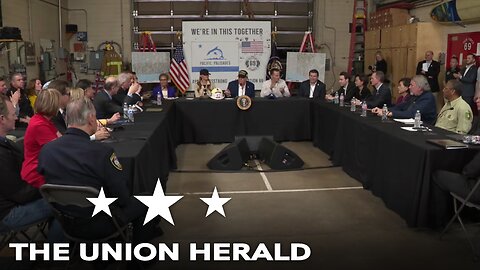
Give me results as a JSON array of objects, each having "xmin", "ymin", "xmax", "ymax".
[{"xmin": 191, "ymin": 42, "xmax": 239, "ymax": 73}]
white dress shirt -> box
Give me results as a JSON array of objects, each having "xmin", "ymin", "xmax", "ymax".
[{"xmin": 260, "ymin": 79, "xmax": 290, "ymax": 97}]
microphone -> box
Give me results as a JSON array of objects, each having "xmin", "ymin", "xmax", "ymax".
[{"xmin": 437, "ymin": 107, "xmax": 454, "ymax": 119}]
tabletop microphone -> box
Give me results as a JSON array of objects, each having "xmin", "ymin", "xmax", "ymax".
[{"xmin": 437, "ymin": 107, "xmax": 454, "ymax": 119}]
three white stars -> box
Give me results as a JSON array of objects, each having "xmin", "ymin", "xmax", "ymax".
[{"xmin": 86, "ymin": 181, "xmax": 231, "ymax": 225}]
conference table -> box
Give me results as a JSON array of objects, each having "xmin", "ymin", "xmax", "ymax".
[
  {"xmin": 9, "ymin": 97, "xmax": 478, "ymax": 228},
  {"xmin": 312, "ymin": 101, "xmax": 478, "ymax": 227}
]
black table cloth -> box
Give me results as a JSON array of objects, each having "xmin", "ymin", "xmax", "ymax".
[
  {"xmin": 107, "ymin": 103, "xmax": 177, "ymax": 194},
  {"xmin": 174, "ymin": 97, "xmax": 312, "ymax": 143},
  {"xmin": 312, "ymin": 101, "xmax": 478, "ymax": 227}
]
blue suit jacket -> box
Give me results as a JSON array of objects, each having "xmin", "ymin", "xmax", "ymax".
[
  {"xmin": 227, "ymin": 80, "xmax": 255, "ymax": 98},
  {"xmin": 389, "ymin": 91, "xmax": 437, "ymax": 125},
  {"xmin": 152, "ymin": 85, "xmax": 177, "ymax": 100},
  {"xmin": 366, "ymin": 83, "xmax": 392, "ymax": 108}
]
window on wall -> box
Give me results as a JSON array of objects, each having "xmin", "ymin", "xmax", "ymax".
[{"xmin": 132, "ymin": 0, "xmax": 314, "ymax": 52}]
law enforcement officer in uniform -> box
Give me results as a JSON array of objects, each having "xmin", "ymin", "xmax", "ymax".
[
  {"xmin": 38, "ymin": 99, "xmax": 161, "ymax": 243},
  {"xmin": 435, "ymin": 80, "xmax": 473, "ymax": 134}
]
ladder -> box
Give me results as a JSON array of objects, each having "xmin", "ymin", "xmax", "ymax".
[
  {"xmin": 347, "ymin": 0, "xmax": 368, "ymax": 76},
  {"xmin": 287, "ymin": 31, "xmax": 315, "ymax": 89}
]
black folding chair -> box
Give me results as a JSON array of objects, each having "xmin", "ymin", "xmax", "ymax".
[
  {"xmin": 39, "ymin": 184, "xmax": 133, "ymax": 259},
  {"xmin": 440, "ymin": 177, "xmax": 480, "ymax": 260}
]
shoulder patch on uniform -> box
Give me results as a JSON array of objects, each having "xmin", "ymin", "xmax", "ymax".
[
  {"xmin": 110, "ymin": 153, "xmax": 123, "ymax": 171},
  {"xmin": 466, "ymin": 111, "xmax": 472, "ymax": 120}
]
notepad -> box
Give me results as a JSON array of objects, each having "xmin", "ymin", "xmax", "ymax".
[{"xmin": 427, "ymin": 139, "xmax": 468, "ymax": 149}]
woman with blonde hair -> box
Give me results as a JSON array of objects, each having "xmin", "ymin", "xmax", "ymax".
[
  {"xmin": 25, "ymin": 78, "xmax": 42, "ymax": 110},
  {"xmin": 21, "ymin": 88, "xmax": 61, "ymax": 188}
]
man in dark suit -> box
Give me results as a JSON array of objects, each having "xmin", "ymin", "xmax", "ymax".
[
  {"xmin": 326, "ymin": 71, "xmax": 357, "ymax": 102},
  {"xmin": 416, "ymin": 50, "xmax": 440, "ymax": 93},
  {"xmin": 48, "ymin": 80, "xmax": 70, "ymax": 134},
  {"xmin": 93, "ymin": 76, "xmax": 123, "ymax": 119},
  {"xmin": 226, "ymin": 70, "xmax": 255, "ymax": 98},
  {"xmin": 454, "ymin": 53, "xmax": 477, "ymax": 108},
  {"xmin": 297, "ymin": 69, "xmax": 326, "ymax": 100},
  {"xmin": 366, "ymin": 71, "xmax": 391, "ymax": 108},
  {"xmin": 112, "ymin": 72, "xmax": 142, "ymax": 106}
]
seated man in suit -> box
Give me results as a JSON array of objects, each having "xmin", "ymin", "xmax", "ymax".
[
  {"xmin": 326, "ymin": 72, "xmax": 357, "ymax": 102},
  {"xmin": 373, "ymin": 75, "xmax": 436, "ymax": 124},
  {"xmin": 297, "ymin": 69, "xmax": 326, "ymax": 100},
  {"xmin": 225, "ymin": 70, "xmax": 255, "ymax": 98},
  {"xmin": 93, "ymin": 76, "xmax": 123, "ymax": 119},
  {"xmin": 48, "ymin": 80, "xmax": 71, "ymax": 134},
  {"xmin": 112, "ymin": 72, "xmax": 142, "ymax": 106},
  {"xmin": 0, "ymin": 95, "xmax": 61, "ymax": 241},
  {"xmin": 365, "ymin": 71, "xmax": 391, "ymax": 108}
]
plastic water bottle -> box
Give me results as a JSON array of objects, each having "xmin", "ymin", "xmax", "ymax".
[
  {"xmin": 381, "ymin": 104, "xmax": 388, "ymax": 121},
  {"xmin": 157, "ymin": 92, "xmax": 162, "ymax": 106},
  {"xmin": 128, "ymin": 105, "xmax": 135, "ymax": 123},
  {"xmin": 350, "ymin": 97, "xmax": 356, "ymax": 112},
  {"xmin": 339, "ymin": 93, "xmax": 345, "ymax": 107},
  {"xmin": 414, "ymin": 110, "xmax": 421, "ymax": 128},
  {"xmin": 334, "ymin": 92, "xmax": 339, "ymax": 104},
  {"xmin": 361, "ymin": 101, "xmax": 367, "ymax": 117},
  {"xmin": 123, "ymin": 102, "xmax": 128, "ymax": 119}
]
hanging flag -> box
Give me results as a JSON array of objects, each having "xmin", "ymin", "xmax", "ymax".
[
  {"xmin": 169, "ymin": 43, "xmax": 190, "ymax": 94},
  {"xmin": 266, "ymin": 41, "xmax": 282, "ymax": 79}
]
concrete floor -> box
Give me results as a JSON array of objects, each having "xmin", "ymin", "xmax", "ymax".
[
  {"xmin": 1, "ymin": 142, "xmax": 479, "ymax": 270},
  {"xmin": 155, "ymin": 142, "xmax": 480, "ymax": 270}
]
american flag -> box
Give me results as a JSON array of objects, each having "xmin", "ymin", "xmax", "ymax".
[
  {"xmin": 169, "ymin": 43, "xmax": 190, "ymax": 94},
  {"xmin": 241, "ymin": 41, "xmax": 263, "ymax": 53}
]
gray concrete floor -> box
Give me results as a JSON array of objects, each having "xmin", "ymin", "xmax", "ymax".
[
  {"xmin": 1, "ymin": 142, "xmax": 479, "ymax": 270},
  {"xmin": 154, "ymin": 142, "xmax": 480, "ymax": 270}
]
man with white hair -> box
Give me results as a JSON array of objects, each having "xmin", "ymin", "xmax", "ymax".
[{"xmin": 373, "ymin": 75, "xmax": 437, "ymax": 124}]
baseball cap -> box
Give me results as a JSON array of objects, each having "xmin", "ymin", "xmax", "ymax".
[{"xmin": 199, "ymin": 69, "xmax": 210, "ymax": 75}]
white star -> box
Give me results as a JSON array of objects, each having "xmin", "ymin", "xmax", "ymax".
[
  {"xmin": 134, "ymin": 179, "xmax": 183, "ymax": 226},
  {"xmin": 86, "ymin": 187, "xmax": 117, "ymax": 217},
  {"xmin": 200, "ymin": 187, "xmax": 231, "ymax": 217}
]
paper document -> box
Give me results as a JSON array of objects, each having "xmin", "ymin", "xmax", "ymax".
[{"xmin": 422, "ymin": 63, "xmax": 430, "ymax": 72}]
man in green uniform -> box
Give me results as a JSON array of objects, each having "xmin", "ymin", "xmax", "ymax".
[{"xmin": 435, "ymin": 79, "xmax": 472, "ymax": 134}]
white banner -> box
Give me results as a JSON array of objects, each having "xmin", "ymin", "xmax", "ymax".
[{"xmin": 183, "ymin": 21, "xmax": 271, "ymax": 90}]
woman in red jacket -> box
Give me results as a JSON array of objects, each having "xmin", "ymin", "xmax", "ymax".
[{"xmin": 21, "ymin": 88, "xmax": 62, "ymax": 188}]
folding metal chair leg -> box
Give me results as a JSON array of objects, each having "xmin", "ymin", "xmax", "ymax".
[{"xmin": 440, "ymin": 197, "xmax": 461, "ymax": 238}]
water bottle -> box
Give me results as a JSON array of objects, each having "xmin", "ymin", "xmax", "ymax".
[
  {"xmin": 334, "ymin": 92, "xmax": 339, "ymax": 104},
  {"xmin": 361, "ymin": 101, "xmax": 367, "ymax": 117},
  {"xmin": 339, "ymin": 93, "xmax": 345, "ymax": 107},
  {"xmin": 123, "ymin": 102, "xmax": 128, "ymax": 119},
  {"xmin": 157, "ymin": 91, "xmax": 162, "ymax": 106},
  {"xmin": 350, "ymin": 97, "xmax": 356, "ymax": 112},
  {"xmin": 381, "ymin": 104, "xmax": 388, "ymax": 121},
  {"xmin": 414, "ymin": 110, "xmax": 421, "ymax": 128},
  {"xmin": 128, "ymin": 105, "xmax": 135, "ymax": 123}
]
